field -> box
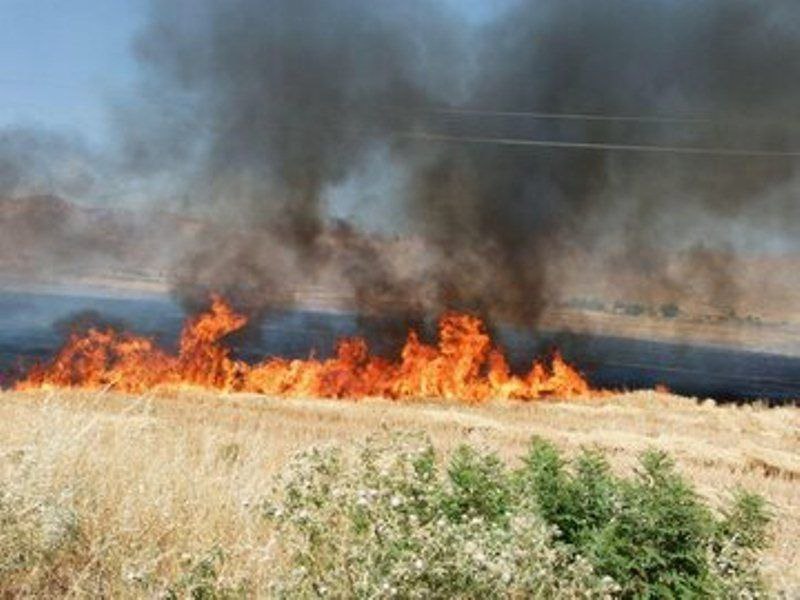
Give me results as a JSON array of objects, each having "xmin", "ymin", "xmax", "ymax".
[{"xmin": 0, "ymin": 389, "xmax": 798, "ymax": 596}]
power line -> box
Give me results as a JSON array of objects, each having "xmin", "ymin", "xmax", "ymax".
[
  {"xmin": 402, "ymin": 106, "xmax": 800, "ymax": 129},
  {"xmin": 263, "ymin": 122, "xmax": 800, "ymax": 158},
  {"xmin": 399, "ymin": 130, "xmax": 800, "ymax": 157},
  {"xmin": 405, "ymin": 106, "xmax": 713, "ymax": 124}
]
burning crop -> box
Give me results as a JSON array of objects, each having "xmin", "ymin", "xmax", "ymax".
[{"xmin": 16, "ymin": 295, "xmax": 592, "ymax": 401}]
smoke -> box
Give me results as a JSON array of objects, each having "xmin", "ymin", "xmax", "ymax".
[
  {"xmin": 410, "ymin": 0, "xmax": 800, "ymax": 321},
  {"xmin": 119, "ymin": 0, "xmax": 466, "ymax": 316},
  {"xmin": 0, "ymin": 127, "xmax": 97, "ymax": 200},
  {"xmin": 117, "ymin": 0, "xmax": 800, "ymax": 324}
]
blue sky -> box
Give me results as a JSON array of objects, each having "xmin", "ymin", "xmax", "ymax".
[
  {"xmin": 0, "ymin": 0, "xmax": 499, "ymax": 145},
  {"xmin": 0, "ymin": 0, "xmax": 145, "ymax": 142}
]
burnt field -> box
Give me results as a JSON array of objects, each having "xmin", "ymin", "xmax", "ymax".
[{"xmin": 2, "ymin": 289, "xmax": 799, "ymax": 405}]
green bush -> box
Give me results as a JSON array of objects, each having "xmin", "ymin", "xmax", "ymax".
[
  {"xmin": 164, "ymin": 547, "xmax": 249, "ymax": 600},
  {"xmin": 264, "ymin": 433, "xmax": 610, "ymax": 598},
  {"xmin": 519, "ymin": 438, "xmax": 772, "ymax": 598},
  {"xmin": 265, "ymin": 433, "xmax": 772, "ymax": 599}
]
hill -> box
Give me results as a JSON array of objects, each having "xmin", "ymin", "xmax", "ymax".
[{"xmin": 3, "ymin": 194, "xmax": 800, "ymax": 356}]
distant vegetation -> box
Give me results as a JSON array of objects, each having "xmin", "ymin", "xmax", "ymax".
[{"xmin": 565, "ymin": 296, "xmax": 769, "ymax": 326}]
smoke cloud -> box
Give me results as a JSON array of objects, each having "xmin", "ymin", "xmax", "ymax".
[
  {"xmin": 119, "ymin": 0, "xmax": 466, "ymax": 316},
  {"xmin": 116, "ymin": 0, "xmax": 800, "ymax": 325},
  {"xmin": 0, "ymin": 127, "xmax": 97, "ymax": 200}
]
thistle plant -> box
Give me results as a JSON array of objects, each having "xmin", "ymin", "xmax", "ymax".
[{"xmin": 264, "ymin": 432, "xmax": 771, "ymax": 599}]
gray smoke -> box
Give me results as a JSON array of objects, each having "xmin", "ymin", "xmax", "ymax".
[
  {"xmin": 0, "ymin": 127, "xmax": 97, "ymax": 200},
  {"xmin": 120, "ymin": 0, "xmax": 800, "ymax": 324},
  {"xmin": 410, "ymin": 0, "xmax": 800, "ymax": 322},
  {"xmin": 120, "ymin": 0, "xmax": 466, "ymax": 316},
  {"xmin": 0, "ymin": 128, "xmax": 118, "ymax": 276}
]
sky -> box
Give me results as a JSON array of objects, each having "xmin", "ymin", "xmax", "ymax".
[
  {"xmin": 0, "ymin": 0, "xmax": 499, "ymax": 146},
  {"xmin": 0, "ymin": 0, "xmax": 796, "ymax": 262},
  {"xmin": 0, "ymin": 0, "xmax": 146, "ymax": 143}
]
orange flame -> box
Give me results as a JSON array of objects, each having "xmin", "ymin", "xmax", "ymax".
[{"xmin": 16, "ymin": 296, "xmax": 593, "ymax": 401}]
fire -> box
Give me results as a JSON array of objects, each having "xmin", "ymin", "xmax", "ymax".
[{"xmin": 16, "ymin": 296, "xmax": 593, "ymax": 401}]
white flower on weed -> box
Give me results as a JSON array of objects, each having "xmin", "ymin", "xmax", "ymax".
[
  {"xmin": 414, "ymin": 558, "xmax": 424, "ymax": 570},
  {"xmin": 389, "ymin": 495, "xmax": 403, "ymax": 508},
  {"xmin": 601, "ymin": 576, "xmax": 617, "ymax": 588}
]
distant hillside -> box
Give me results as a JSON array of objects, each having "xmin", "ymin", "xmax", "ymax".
[
  {"xmin": 0, "ymin": 195, "xmax": 193, "ymax": 280},
  {"xmin": 3, "ymin": 195, "xmax": 799, "ymax": 336}
]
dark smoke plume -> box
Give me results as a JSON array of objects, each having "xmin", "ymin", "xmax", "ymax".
[
  {"xmin": 122, "ymin": 0, "xmax": 800, "ymax": 326},
  {"xmin": 411, "ymin": 0, "xmax": 800, "ymax": 322},
  {"xmin": 123, "ymin": 0, "xmax": 466, "ymax": 316}
]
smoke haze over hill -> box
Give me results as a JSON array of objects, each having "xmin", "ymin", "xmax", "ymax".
[{"xmin": 3, "ymin": 0, "xmax": 800, "ymax": 328}]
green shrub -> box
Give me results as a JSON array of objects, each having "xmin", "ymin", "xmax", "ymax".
[
  {"xmin": 518, "ymin": 438, "xmax": 772, "ymax": 598},
  {"xmin": 711, "ymin": 490, "xmax": 773, "ymax": 598},
  {"xmin": 164, "ymin": 547, "xmax": 249, "ymax": 600},
  {"xmin": 659, "ymin": 303, "xmax": 681, "ymax": 319},
  {"xmin": 264, "ymin": 433, "xmax": 610, "ymax": 598},
  {"xmin": 444, "ymin": 445, "xmax": 513, "ymax": 524},
  {"xmin": 265, "ymin": 433, "xmax": 772, "ymax": 599}
]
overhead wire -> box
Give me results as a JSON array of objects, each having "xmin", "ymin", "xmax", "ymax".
[
  {"xmin": 262, "ymin": 121, "xmax": 800, "ymax": 158},
  {"xmin": 398, "ymin": 105, "xmax": 800, "ymax": 128}
]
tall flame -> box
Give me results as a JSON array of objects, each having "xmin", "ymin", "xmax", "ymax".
[{"xmin": 16, "ymin": 296, "xmax": 592, "ymax": 401}]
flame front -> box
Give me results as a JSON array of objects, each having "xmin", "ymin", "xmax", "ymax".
[{"xmin": 16, "ymin": 296, "xmax": 592, "ymax": 401}]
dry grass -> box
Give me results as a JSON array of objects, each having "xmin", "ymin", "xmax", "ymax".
[{"xmin": 0, "ymin": 389, "xmax": 798, "ymax": 596}]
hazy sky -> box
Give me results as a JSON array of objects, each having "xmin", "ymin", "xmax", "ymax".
[{"xmin": 0, "ymin": 0, "xmax": 499, "ymax": 145}]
